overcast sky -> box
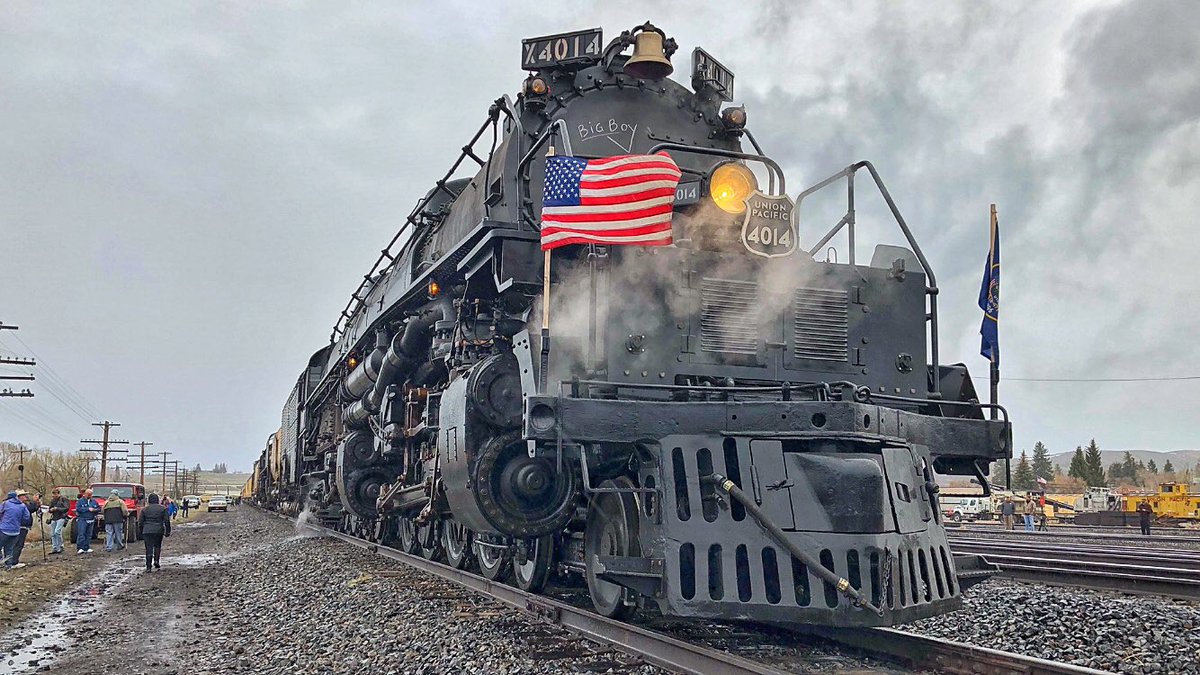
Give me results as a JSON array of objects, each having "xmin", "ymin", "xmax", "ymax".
[{"xmin": 2, "ymin": 1, "xmax": 1198, "ymax": 473}]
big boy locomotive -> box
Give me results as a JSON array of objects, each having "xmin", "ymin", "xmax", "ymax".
[{"xmin": 250, "ymin": 22, "xmax": 1010, "ymax": 627}]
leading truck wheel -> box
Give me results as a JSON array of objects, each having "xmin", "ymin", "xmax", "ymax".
[
  {"xmin": 513, "ymin": 535, "xmax": 555, "ymax": 593},
  {"xmin": 125, "ymin": 515, "xmax": 137, "ymax": 544},
  {"xmin": 585, "ymin": 477, "xmax": 641, "ymax": 620}
]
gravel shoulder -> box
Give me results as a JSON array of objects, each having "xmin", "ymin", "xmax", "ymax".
[
  {"xmin": 902, "ymin": 578, "xmax": 1200, "ymax": 674},
  {"xmin": 3, "ymin": 507, "xmax": 661, "ymax": 675}
]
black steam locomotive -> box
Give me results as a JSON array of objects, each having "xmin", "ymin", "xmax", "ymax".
[{"xmin": 250, "ymin": 22, "xmax": 1010, "ymax": 627}]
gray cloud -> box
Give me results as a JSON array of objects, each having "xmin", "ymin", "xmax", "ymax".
[{"xmin": 1, "ymin": 1, "xmax": 1197, "ymax": 470}]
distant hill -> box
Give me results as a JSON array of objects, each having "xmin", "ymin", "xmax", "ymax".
[{"xmin": 1048, "ymin": 449, "xmax": 1200, "ymax": 471}]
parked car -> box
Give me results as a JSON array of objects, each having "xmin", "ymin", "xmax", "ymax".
[
  {"xmin": 69, "ymin": 482, "xmax": 146, "ymax": 543},
  {"xmin": 207, "ymin": 495, "xmax": 229, "ymax": 512},
  {"xmin": 183, "ymin": 495, "xmax": 202, "ymax": 509}
]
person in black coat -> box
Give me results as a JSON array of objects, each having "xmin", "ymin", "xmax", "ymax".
[{"xmin": 137, "ymin": 493, "xmax": 171, "ymax": 571}]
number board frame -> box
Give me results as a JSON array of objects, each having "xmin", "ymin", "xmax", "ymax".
[
  {"xmin": 691, "ymin": 47, "xmax": 734, "ymax": 102},
  {"xmin": 521, "ymin": 28, "xmax": 604, "ymax": 71}
]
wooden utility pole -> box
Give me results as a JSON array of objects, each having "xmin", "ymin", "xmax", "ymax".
[
  {"xmin": 157, "ymin": 451, "xmax": 172, "ymax": 494},
  {"xmin": 80, "ymin": 421, "xmax": 128, "ymax": 482},
  {"xmin": 7, "ymin": 447, "xmax": 32, "ymax": 489},
  {"xmin": 0, "ymin": 323, "xmax": 36, "ymax": 398},
  {"xmin": 133, "ymin": 441, "xmax": 154, "ymax": 485}
]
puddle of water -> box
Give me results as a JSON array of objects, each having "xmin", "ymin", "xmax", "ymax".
[
  {"xmin": 0, "ymin": 562, "xmax": 143, "ymax": 675},
  {"xmin": 174, "ymin": 521, "xmax": 226, "ymax": 529}
]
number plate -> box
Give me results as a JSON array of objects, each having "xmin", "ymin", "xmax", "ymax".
[
  {"xmin": 692, "ymin": 47, "xmax": 734, "ymax": 102},
  {"xmin": 522, "ymin": 28, "xmax": 603, "ymax": 71},
  {"xmin": 741, "ymin": 191, "xmax": 798, "ymax": 258}
]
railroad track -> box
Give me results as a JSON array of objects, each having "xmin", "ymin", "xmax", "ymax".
[
  {"xmin": 948, "ymin": 536, "xmax": 1200, "ymax": 600},
  {"xmin": 262, "ymin": 508, "xmax": 1106, "ymax": 674}
]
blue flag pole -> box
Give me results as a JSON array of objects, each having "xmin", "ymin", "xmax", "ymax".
[{"xmin": 988, "ymin": 204, "xmax": 1000, "ymax": 422}]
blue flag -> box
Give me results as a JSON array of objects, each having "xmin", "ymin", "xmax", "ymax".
[{"xmin": 978, "ymin": 216, "xmax": 1000, "ymax": 362}]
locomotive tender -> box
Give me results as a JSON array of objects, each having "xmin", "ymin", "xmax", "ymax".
[{"xmin": 251, "ymin": 22, "xmax": 1011, "ymax": 627}]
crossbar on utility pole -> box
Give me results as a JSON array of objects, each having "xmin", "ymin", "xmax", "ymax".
[{"xmin": 81, "ymin": 421, "xmax": 129, "ymax": 482}]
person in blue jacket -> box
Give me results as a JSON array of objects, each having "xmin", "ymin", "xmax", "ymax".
[
  {"xmin": 75, "ymin": 488, "xmax": 100, "ymax": 554},
  {"xmin": 1, "ymin": 490, "xmax": 33, "ymax": 569}
]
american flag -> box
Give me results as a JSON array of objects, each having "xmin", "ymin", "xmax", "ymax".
[{"xmin": 540, "ymin": 152, "xmax": 682, "ymax": 250}]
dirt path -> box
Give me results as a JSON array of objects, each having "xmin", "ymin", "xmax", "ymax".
[
  {"xmin": 0, "ymin": 507, "xmax": 249, "ymax": 674},
  {"xmin": 0, "ymin": 509, "xmax": 221, "ymax": 632}
]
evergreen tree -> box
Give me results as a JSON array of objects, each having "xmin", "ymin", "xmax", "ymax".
[
  {"xmin": 1121, "ymin": 452, "xmax": 1137, "ymax": 480},
  {"xmin": 1068, "ymin": 447, "xmax": 1087, "ymax": 481},
  {"xmin": 1012, "ymin": 451, "xmax": 1036, "ymax": 491},
  {"xmin": 1083, "ymin": 439, "xmax": 1105, "ymax": 487},
  {"xmin": 988, "ymin": 460, "xmax": 1007, "ymax": 488},
  {"xmin": 1030, "ymin": 442, "xmax": 1053, "ymax": 482},
  {"xmin": 1107, "ymin": 462, "xmax": 1124, "ymax": 484},
  {"xmin": 1147, "ymin": 459, "xmax": 1157, "ymax": 474},
  {"xmin": 1164, "ymin": 459, "xmax": 1175, "ymax": 474}
]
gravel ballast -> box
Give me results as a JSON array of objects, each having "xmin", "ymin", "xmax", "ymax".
[{"xmin": 903, "ymin": 578, "xmax": 1200, "ymax": 674}]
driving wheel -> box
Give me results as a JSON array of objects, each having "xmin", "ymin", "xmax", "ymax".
[
  {"xmin": 585, "ymin": 476, "xmax": 641, "ymax": 619},
  {"xmin": 418, "ymin": 519, "xmax": 444, "ymax": 562},
  {"xmin": 397, "ymin": 516, "xmax": 420, "ymax": 554},
  {"xmin": 443, "ymin": 521, "xmax": 473, "ymax": 570},
  {"xmin": 513, "ymin": 535, "xmax": 555, "ymax": 593},
  {"xmin": 475, "ymin": 536, "xmax": 512, "ymax": 582}
]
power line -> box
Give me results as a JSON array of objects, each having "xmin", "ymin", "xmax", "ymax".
[
  {"xmin": 972, "ymin": 375, "xmax": 1200, "ymax": 383},
  {"xmin": 4, "ymin": 333, "xmax": 103, "ymax": 420}
]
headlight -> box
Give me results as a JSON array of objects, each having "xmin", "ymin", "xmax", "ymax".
[{"xmin": 708, "ymin": 162, "xmax": 758, "ymax": 214}]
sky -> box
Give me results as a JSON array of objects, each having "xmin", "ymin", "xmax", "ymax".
[{"xmin": 1, "ymin": 1, "xmax": 1198, "ymax": 472}]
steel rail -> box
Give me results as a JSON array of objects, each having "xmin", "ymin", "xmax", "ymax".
[
  {"xmin": 947, "ymin": 527, "xmax": 1200, "ymax": 545},
  {"xmin": 948, "ymin": 537, "xmax": 1200, "ymax": 562},
  {"xmin": 301, "ymin": 521, "xmax": 789, "ymax": 675},
  {"xmin": 948, "ymin": 540, "xmax": 1200, "ymax": 600},
  {"xmin": 809, "ymin": 627, "xmax": 1111, "ymax": 675}
]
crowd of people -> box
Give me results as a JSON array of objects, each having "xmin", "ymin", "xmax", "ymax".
[{"xmin": 0, "ymin": 487, "xmax": 204, "ymax": 572}]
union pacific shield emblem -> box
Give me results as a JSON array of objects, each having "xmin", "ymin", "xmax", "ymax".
[{"xmin": 740, "ymin": 191, "xmax": 798, "ymax": 258}]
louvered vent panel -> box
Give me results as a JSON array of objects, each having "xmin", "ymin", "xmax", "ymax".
[
  {"xmin": 793, "ymin": 288, "xmax": 849, "ymax": 361},
  {"xmin": 700, "ymin": 278, "xmax": 759, "ymax": 355}
]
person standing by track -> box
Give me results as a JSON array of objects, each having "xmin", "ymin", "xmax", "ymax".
[
  {"xmin": 0, "ymin": 491, "xmax": 32, "ymax": 569},
  {"xmin": 1000, "ymin": 496, "xmax": 1016, "ymax": 530},
  {"xmin": 75, "ymin": 488, "xmax": 100, "ymax": 554},
  {"xmin": 1137, "ymin": 501, "xmax": 1154, "ymax": 536},
  {"xmin": 1022, "ymin": 496, "xmax": 1037, "ymax": 532},
  {"xmin": 102, "ymin": 489, "xmax": 130, "ymax": 552},
  {"xmin": 138, "ymin": 493, "xmax": 171, "ymax": 572},
  {"xmin": 48, "ymin": 489, "xmax": 69, "ymax": 554},
  {"xmin": 9, "ymin": 491, "xmax": 40, "ymax": 568}
]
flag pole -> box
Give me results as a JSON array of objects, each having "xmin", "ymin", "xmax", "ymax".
[
  {"xmin": 990, "ymin": 203, "xmax": 1008, "ymax": 488},
  {"xmin": 539, "ymin": 144, "xmax": 555, "ymax": 393}
]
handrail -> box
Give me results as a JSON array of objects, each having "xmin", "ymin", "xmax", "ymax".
[
  {"xmin": 645, "ymin": 142, "xmax": 784, "ymax": 195},
  {"xmin": 517, "ymin": 119, "xmax": 574, "ymax": 229},
  {"xmin": 328, "ymin": 96, "xmax": 522, "ymax": 346},
  {"xmin": 795, "ymin": 161, "xmax": 941, "ymax": 396}
]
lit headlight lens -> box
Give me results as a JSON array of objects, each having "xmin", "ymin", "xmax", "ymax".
[{"xmin": 708, "ymin": 162, "xmax": 758, "ymax": 214}]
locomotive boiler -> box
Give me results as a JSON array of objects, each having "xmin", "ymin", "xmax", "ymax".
[{"xmin": 251, "ymin": 21, "xmax": 1011, "ymax": 627}]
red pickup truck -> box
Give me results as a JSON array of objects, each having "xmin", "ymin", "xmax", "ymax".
[{"xmin": 65, "ymin": 482, "xmax": 146, "ymax": 544}]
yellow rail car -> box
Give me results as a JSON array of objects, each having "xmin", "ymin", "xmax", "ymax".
[{"xmin": 1124, "ymin": 483, "xmax": 1200, "ymax": 521}]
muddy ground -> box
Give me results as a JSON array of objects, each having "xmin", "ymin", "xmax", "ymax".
[
  {"xmin": 0, "ymin": 507, "xmax": 243, "ymax": 674},
  {"xmin": 0, "ymin": 509, "xmax": 220, "ymax": 632}
]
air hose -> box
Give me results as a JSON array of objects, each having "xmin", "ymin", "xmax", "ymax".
[{"xmin": 704, "ymin": 473, "xmax": 885, "ymax": 616}]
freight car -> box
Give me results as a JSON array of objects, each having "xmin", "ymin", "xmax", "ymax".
[{"xmin": 249, "ymin": 21, "xmax": 1011, "ymax": 627}]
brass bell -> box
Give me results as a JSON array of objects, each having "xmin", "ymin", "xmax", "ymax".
[{"xmin": 624, "ymin": 30, "xmax": 673, "ymax": 80}]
